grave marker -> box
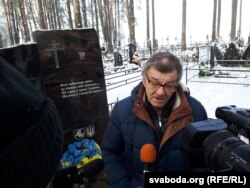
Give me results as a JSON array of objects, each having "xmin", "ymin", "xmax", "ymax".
[{"xmin": 33, "ymin": 29, "xmax": 109, "ymax": 148}]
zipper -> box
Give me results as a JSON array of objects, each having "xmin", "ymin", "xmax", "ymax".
[{"xmin": 158, "ymin": 116, "xmax": 162, "ymax": 127}]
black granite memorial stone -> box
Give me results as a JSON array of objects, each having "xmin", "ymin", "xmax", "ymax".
[
  {"xmin": 33, "ymin": 29, "xmax": 109, "ymax": 148},
  {"xmin": 114, "ymin": 52, "xmax": 123, "ymax": 66},
  {"xmin": 128, "ymin": 42, "xmax": 136, "ymax": 63}
]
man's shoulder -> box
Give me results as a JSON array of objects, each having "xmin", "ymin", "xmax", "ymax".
[
  {"xmin": 188, "ymin": 95, "xmax": 204, "ymax": 107},
  {"xmin": 116, "ymin": 95, "xmax": 134, "ymax": 107},
  {"xmin": 186, "ymin": 95, "xmax": 208, "ymax": 120}
]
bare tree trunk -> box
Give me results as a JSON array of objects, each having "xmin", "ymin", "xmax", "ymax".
[
  {"xmin": 81, "ymin": 0, "xmax": 88, "ymax": 27},
  {"xmin": 237, "ymin": 0, "xmax": 242, "ymax": 38},
  {"xmin": 1, "ymin": 0, "xmax": 14, "ymax": 45},
  {"xmin": 152, "ymin": 0, "xmax": 156, "ymax": 49},
  {"xmin": 51, "ymin": 1, "xmax": 57, "ymax": 28},
  {"xmin": 230, "ymin": 0, "xmax": 238, "ymax": 41},
  {"xmin": 216, "ymin": 0, "xmax": 221, "ymax": 39},
  {"xmin": 146, "ymin": 0, "xmax": 150, "ymax": 51},
  {"xmin": 113, "ymin": 0, "xmax": 118, "ymax": 47},
  {"xmin": 93, "ymin": 0, "xmax": 99, "ymax": 38},
  {"xmin": 54, "ymin": 0, "xmax": 61, "ymax": 29},
  {"xmin": 66, "ymin": 0, "xmax": 73, "ymax": 28},
  {"xmin": 14, "ymin": 8, "xmax": 20, "ymax": 43},
  {"xmin": 26, "ymin": 0, "xmax": 38, "ymax": 29},
  {"xmin": 19, "ymin": 0, "xmax": 30, "ymax": 41},
  {"xmin": 125, "ymin": 0, "xmax": 135, "ymax": 43},
  {"xmin": 9, "ymin": 0, "xmax": 19, "ymax": 44},
  {"xmin": 90, "ymin": 0, "xmax": 94, "ymax": 28},
  {"xmin": 97, "ymin": 0, "xmax": 105, "ymax": 41},
  {"xmin": 42, "ymin": 0, "xmax": 49, "ymax": 28},
  {"xmin": 108, "ymin": 1, "xmax": 113, "ymax": 50},
  {"xmin": 73, "ymin": 0, "xmax": 83, "ymax": 28},
  {"xmin": 37, "ymin": 0, "xmax": 46, "ymax": 29},
  {"xmin": 181, "ymin": 0, "xmax": 186, "ymax": 51},
  {"xmin": 117, "ymin": 0, "xmax": 121, "ymax": 47},
  {"xmin": 97, "ymin": 0, "xmax": 112, "ymax": 51},
  {"xmin": 212, "ymin": 0, "xmax": 217, "ymax": 41},
  {"xmin": 45, "ymin": 2, "xmax": 53, "ymax": 29}
]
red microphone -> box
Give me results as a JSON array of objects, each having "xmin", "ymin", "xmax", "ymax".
[{"xmin": 140, "ymin": 144, "xmax": 157, "ymax": 173}]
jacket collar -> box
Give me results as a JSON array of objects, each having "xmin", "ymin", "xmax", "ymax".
[{"xmin": 132, "ymin": 83, "xmax": 193, "ymax": 147}]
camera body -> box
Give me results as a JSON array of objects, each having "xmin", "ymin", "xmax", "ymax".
[
  {"xmin": 182, "ymin": 105, "xmax": 250, "ymax": 172},
  {"xmin": 215, "ymin": 105, "xmax": 250, "ymax": 143}
]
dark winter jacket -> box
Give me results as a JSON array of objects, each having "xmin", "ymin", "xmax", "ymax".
[{"xmin": 101, "ymin": 82, "xmax": 207, "ymax": 188}]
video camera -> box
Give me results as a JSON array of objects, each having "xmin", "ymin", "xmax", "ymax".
[{"xmin": 182, "ymin": 105, "xmax": 250, "ymax": 172}]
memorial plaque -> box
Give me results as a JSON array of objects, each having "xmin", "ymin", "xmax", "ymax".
[{"xmin": 33, "ymin": 29, "xmax": 109, "ymax": 148}]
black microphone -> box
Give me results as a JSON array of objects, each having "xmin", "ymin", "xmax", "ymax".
[
  {"xmin": 52, "ymin": 159, "xmax": 105, "ymax": 188},
  {"xmin": 78, "ymin": 158, "xmax": 105, "ymax": 177}
]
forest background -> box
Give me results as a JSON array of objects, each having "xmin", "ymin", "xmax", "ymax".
[{"xmin": 0, "ymin": 0, "xmax": 249, "ymax": 51}]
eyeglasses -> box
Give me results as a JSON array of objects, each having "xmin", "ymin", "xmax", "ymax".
[{"xmin": 145, "ymin": 74, "xmax": 177, "ymax": 93}]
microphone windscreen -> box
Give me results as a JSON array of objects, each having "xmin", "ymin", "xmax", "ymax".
[
  {"xmin": 78, "ymin": 158, "xmax": 105, "ymax": 177},
  {"xmin": 140, "ymin": 144, "xmax": 156, "ymax": 163}
]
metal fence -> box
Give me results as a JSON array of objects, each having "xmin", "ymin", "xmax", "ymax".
[{"xmin": 185, "ymin": 61, "xmax": 250, "ymax": 87}]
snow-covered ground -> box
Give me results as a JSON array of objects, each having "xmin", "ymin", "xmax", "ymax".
[
  {"xmin": 105, "ymin": 61, "xmax": 250, "ymax": 119},
  {"xmin": 185, "ymin": 82, "xmax": 249, "ymax": 118}
]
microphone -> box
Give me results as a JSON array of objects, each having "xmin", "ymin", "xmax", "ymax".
[
  {"xmin": 140, "ymin": 144, "xmax": 156, "ymax": 173},
  {"xmin": 78, "ymin": 158, "xmax": 105, "ymax": 177},
  {"xmin": 55, "ymin": 158, "xmax": 105, "ymax": 177},
  {"xmin": 52, "ymin": 159, "xmax": 105, "ymax": 188}
]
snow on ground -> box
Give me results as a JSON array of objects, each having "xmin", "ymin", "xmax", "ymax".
[{"xmin": 185, "ymin": 82, "xmax": 249, "ymax": 118}]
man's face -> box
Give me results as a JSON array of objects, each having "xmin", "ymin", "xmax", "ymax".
[{"xmin": 143, "ymin": 67, "xmax": 178, "ymax": 114}]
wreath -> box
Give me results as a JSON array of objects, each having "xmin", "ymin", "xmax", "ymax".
[{"xmin": 60, "ymin": 138, "xmax": 101, "ymax": 169}]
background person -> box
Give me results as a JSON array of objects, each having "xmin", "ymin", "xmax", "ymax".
[
  {"xmin": 0, "ymin": 56, "xmax": 64, "ymax": 188},
  {"xmin": 101, "ymin": 50, "xmax": 208, "ymax": 188}
]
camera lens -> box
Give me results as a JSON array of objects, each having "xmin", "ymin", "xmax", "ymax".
[{"xmin": 203, "ymin": 130, "xmax": 250, "ymax": 171}]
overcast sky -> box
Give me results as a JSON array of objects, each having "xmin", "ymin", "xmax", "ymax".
[{"xmin": 132, "ymin": 0, "xmax": 250, "ymax": 46}]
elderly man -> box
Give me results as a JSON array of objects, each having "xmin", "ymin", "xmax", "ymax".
[{"xmin": 101, "ymin": 50, "xmax": 207, "ymax": 188}]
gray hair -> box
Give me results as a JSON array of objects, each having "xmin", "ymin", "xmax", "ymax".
[{"xmin": 142, "ymin": 50, "xmax": 183, "ymax": 82}]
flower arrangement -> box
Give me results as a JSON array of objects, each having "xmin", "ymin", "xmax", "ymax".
[{"xmin": 60, "ymin": 138, "xmax": 101, "ymax": 169}]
